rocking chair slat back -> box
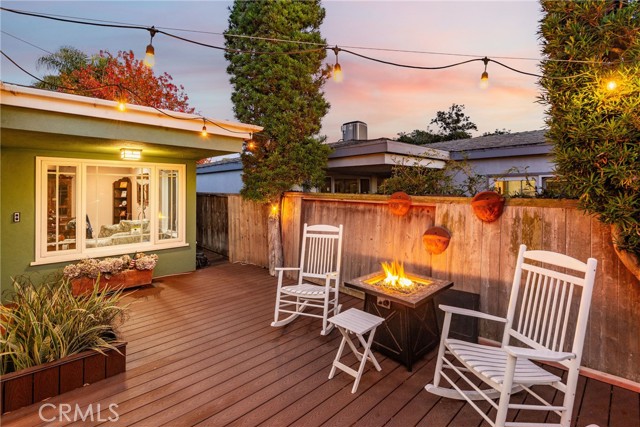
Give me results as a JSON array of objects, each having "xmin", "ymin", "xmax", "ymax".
[
  {"xmin": 507, "ymin": 247, "xmax": 595, "ymax": 368},
  {"xmin": 299, "ymin": 226, "xmax": 343, "ymax": 280}
]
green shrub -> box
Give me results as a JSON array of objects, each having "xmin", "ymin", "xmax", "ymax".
[{"xmin": 0, "ymin": 275, "xmax": 126, "ymax": 375}]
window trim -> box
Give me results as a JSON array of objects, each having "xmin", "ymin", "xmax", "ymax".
[{"xmin": 33, "ymin": 157, "xmax": 187, "ymax": 266}]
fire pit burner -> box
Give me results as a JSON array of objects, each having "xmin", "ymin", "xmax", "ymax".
[{"xmin": 345, "ymin": 268, "xmax": 452, "ymax": 371}]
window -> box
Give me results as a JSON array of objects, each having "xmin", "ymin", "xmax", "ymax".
[
  {"xmin": 494, "ymin": 177, "xmax": 537, "ymax": 196},
  {"xmin": 35, "ymin": 157, "xmax": 186, "ymax": 265}
]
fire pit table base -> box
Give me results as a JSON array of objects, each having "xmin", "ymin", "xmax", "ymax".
[
  {"xmin": 345, "ymin": 271, "xmax": 453, "ymax": 371},
  {"xmin": 364, "ymin": 294, "xmax": 440, "ymax": 371}
]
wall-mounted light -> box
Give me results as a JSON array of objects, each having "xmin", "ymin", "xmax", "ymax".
[
  {"xmin": 120, "ymin": 148, "xmax": 142, "ymax": 160},
  {"xmin": 143, "ymin": 26, "xmax": 157, "ymax": 68}
]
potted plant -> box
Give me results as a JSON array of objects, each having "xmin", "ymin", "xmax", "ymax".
[
  {"xmin": 64, "ymin": 252, "xmax": 158, "ymax": 295},
  {"xmin": 0, "ymin": 276, "xmax": 127, "ymax": 413}
]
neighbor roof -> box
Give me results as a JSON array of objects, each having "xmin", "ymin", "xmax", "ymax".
[{"xmin": 427, "ymin": 129, "xmax": 549, "ymax": 160}]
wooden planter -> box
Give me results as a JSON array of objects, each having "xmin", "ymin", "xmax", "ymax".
[
  {"xmin": 71, "ymin": 269, "xmax": 153, "ymax": 296},
  {"xmin": 0, "ymin": 341, "xmax": 126, "ymax": 414}
]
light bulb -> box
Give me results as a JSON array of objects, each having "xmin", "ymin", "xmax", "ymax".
[
  {"xmin": 144, "ymin": 44, "xmax": 155, "ymax": 68},
  {"xmin": 201, "ymin": 125, "xmax": 208, "ymax": 137},
  {"xmin": 606, "ymin": 80, "xmax": 617, "ymax": 91},
  {"xmin": 480, "ymin": 71, "xmax": 489, "ymax": 89},
  {"xmin": 333, "ymin": 63, "xmax": 343, "ymax": 83},
  {"xmin": 117, "ymin": 101, "xmax": 126, "ymax": 112}
]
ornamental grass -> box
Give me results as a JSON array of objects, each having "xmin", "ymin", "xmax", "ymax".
[{"xmin": 0, "ymin": 275, "xmax": 127, "ymax": 375}]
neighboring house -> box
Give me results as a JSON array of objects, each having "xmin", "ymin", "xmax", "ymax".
[
  {"xmin": 427, "ymin": 129, "xmax": 553, "ymax": 195},
  {"xmin": 0, "ymin": 83, "xmax": 260, "ymax": 295},
  {"xmin": 195, "ymin": 123, "xmax": 553, "ymax": 197},
  {"xmin": 196, "ymin": 156, "xmax": 243, "ymax": 194},
  {"xmin": 324, "ymin": 138, "xmax": 449, "ymax": 194}
]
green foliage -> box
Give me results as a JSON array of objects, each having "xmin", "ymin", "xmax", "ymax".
[
  {"xmin": 0, "ymin": 275, "xmax": 126, "ymax": 375},
  {"xmin": 379, "ymin": 155, "xmax": 493, "ymax": 196},
  {"xmin": 34, "ymin": 46, "xmax": 89, "ymax": 89},
  {"xmin": 482, "ymin": 128, "xmax": 512, "ymax": 136},
  {"xmin": 224, "ymin": 0, "xmax": 331, "ymax": 203},
  {"xmin": 539, "ymin": 0, "xmax": 640, "ymax": 255},
  {"xmin": 397, "ymin": 103, "xmax": 478, "ymax": 145}
]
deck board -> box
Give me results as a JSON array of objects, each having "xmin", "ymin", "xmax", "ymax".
[{"xmin": 1, "ymin": 261, "xmax": 637, "ymax": 427}]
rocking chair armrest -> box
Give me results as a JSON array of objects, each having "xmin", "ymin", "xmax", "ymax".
[
  {"xmin": 438, "ymin": 304, "xmax": 507, "ymax": 323},
  {"xmin": 504, "ymin": 346, "xmax": 576, "ymax": 362},
  {"xmin": 275, "ymin": 267, "xmax": 301, "ymax": 272}
]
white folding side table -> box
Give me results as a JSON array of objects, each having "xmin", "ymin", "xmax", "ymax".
[{"xmin": 328, "ymin": 308, "xmax": 385, "ymax": 393}]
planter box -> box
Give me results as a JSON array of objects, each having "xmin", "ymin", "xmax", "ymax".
[
  {"xmin": 71, "ymin": 269, "xmax": 153, "ymax": 296},
  {"xmin": 0, "ymin": 341, "xmax": 126, "ymax": 414}
]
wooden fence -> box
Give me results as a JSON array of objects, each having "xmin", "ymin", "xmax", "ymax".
[{"xmin": 196, "ymin": 192, "xmax": 640, "ymax": 383}]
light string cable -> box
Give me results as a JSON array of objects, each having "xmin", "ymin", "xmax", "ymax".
[
  {"xmin": 0, "ymin": 50, "xmax": 252, "ymax": 136},
  {"xmin": 0, "ymin": 7, "xmax": 611, "ymax": 83},
  {"xmin": 3, "ymin": 6, "xmax": 615, "ymax": 66},
  {"xmin": 0, "ymin": 6, "xmax": 326, "ymax": 56},
  {"xmin": 0, "ymin": 6, "xmax": 562, "ymax": 75}
]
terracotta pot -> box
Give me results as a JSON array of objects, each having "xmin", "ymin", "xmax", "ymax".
[
  {"xmin": 71, "ymin": 269, "xmax": 153, "ymax": 296},
  {"xmin": 0, "ymin": 342, "xmax": 126, "ymax": 414},
  {"xmin": 389, "ymin": 191, "xmax": 412, "ymax": 216},
  {"xmin": 471, "ymin": 191, "xmax": 505, "ymax": 223},
  {"xmin": 422, "ymin": 226, "xmax": 451, "ymax": 255}
]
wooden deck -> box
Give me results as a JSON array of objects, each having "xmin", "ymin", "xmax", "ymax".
[{"xmin": 2, "ymin": 261, "xmax": 639, "ymax": 427}]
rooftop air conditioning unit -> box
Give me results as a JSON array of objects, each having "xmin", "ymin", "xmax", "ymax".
[{"xmin": 341, "ymin": 121, "xmax": 367, "ymax": 141}]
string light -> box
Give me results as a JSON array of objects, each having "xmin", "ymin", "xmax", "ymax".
[
  {"xmin": 606, "ymin": 79, "xmax": 617, "ymax": 90},
  {"xmin": 201, "ymin": 118, "xmax": 208, "ymax": 136},
  {"xmin": 246, "ymin": 133, "xmax": 256, "ymax": 150},
  {"xmin": 143, "ymin": 26, "xmax": 157, "ymax": 68},
  {"xmin": 332, "ymin": 47, "xmax": 343, "ymax": 83},
  {"xmin": 480, "ymin": 57, "xmax": 489, "ymax": 89}
]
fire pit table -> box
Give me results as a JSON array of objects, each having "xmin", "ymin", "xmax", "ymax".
[{"xmin": 345, "ymin": 268, "xmax": 453, "ymax": 371}]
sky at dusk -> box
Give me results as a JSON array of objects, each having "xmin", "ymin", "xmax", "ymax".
[{"xmin": 1, "ymin": 1, "xmax": 547, "ymax": 142}]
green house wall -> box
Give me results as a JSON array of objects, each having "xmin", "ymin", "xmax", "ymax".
[{"xmin": 0, "ymin": 147, "xmax": 197, "ymax": 298}]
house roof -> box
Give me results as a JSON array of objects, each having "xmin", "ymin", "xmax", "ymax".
[
  {"xmin": 197, "ymin": 156, "xmax": 243, "ymax": 173},
  {"xmin": 326, "ymin": 138, "xmax": 449, "ymax": 175},
  {"xmin": 0, "ymin": 83, "xmax": 262, "ymax": 160},
  {"xmin": 426, "ymin": 129, "xmax": 549, "ymax": 160}
]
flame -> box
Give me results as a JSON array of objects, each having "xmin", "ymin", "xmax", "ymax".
[{"xmin": 381, "ymin": 261, "xmax": 413, "ymax": 288}]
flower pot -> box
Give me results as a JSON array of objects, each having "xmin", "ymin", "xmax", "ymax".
[
  {"xmin": 423, "ymin": 226, "xmax": 451, "ymax": 255},
  {"xmin": 471, "ymin": 191, "xmax": 505, "ymax": 223},
  {"xmin": 611, "ymin": 224, "xmax": 640, "ymax": 281},
  {"xmin": 0, "ymin": 341, "xmax": 126, "ymax": 414},
  {"xmin": 71, "ymin": 269, "xmax": 153, "ymax": 296},
  {"xmin": 389, "ymin": 191, "xmax": 412, "ymax": 216}
]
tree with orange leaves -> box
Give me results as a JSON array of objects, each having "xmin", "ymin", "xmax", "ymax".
[{"xmin": 36, "ymin": 47, "xmax": 194, "ymax": 113}]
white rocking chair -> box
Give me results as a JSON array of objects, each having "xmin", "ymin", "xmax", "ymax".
[
  {"xmin": 426, "ymin": 244, "xmax": 598, "ymax": 427},
  {"xmin": 271, "ymin": 223, "xmax": 344, "ymax": 336}
]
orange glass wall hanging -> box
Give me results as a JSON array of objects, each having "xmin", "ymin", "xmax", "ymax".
[
  {"xmin": 471, "ymin": 191, "xmax": 505, "ymax": 223},
  {"xmin": 422, "ymin": 226, "xmax": 451, "ymax": 255},
  {"xmin": 388, "ymin": 191, "xmax": 412, "ymax": 216}
]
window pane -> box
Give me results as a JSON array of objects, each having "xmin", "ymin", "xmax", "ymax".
[
  {"xmin": 46, "ymin": 165, "xmax": 77, "ymax": 252},
  {"xmin": 158, "ymin": 168, "xmax": 179, "ymax": 240},
  {"xmin": 85, "ymin": 166, "xmax": 150, "ymax": 249}
]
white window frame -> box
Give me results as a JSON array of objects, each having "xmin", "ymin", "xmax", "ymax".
[{"xmin": 33, "ymin": 157, "xmax": 187, "ymax": 266}]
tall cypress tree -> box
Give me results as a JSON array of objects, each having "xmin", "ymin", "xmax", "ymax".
[
  {"xmin": 539, "ymin": 0, "xmax": 640, "ymax": 279},
  {"xmin": 225, "ymin": 0, "xmax": 331, "ymax": 274}
]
